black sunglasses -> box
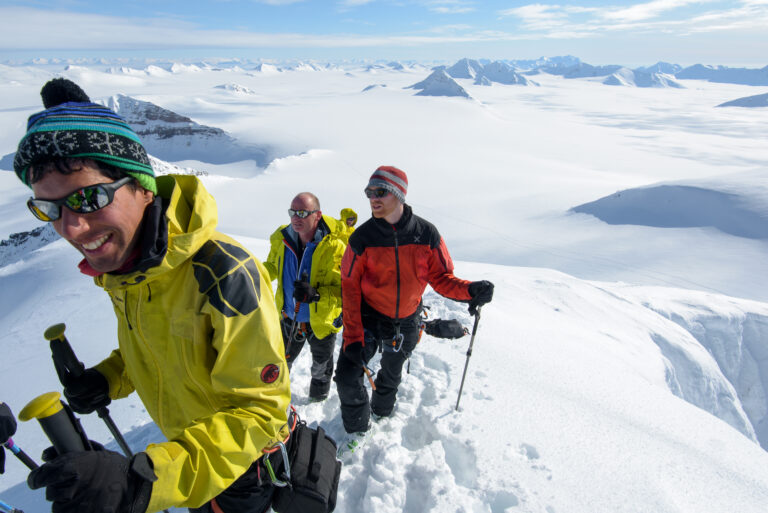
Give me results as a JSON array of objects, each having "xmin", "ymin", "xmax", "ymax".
[
  {"xmin": 288, "ymin": 209, "xmax": 318, "ymax": 219},
  {"xmin": 364, "ymin": 188, "xmax": 390, "ymax": 199},
  {"xmin": 27, "ymin": 177, "xmax": 133, "ymax": 222}
]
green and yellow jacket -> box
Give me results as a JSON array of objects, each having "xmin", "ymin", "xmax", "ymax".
[
  {"xmin": 93, "ymin": 175, "xmax": 290, "ymax": 512},
  {"xmin": 264, "ymin": 215, "xmax": 346, "ymax": 340}
]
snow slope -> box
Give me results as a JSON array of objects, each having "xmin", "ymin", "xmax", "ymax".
[{"xmin": 1, "ymin": 237, "xmax": 768, "ymax": 513}]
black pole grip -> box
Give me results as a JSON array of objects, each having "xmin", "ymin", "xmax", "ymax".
[
  {"xmin": 19, "ymin": 392, "xmax": 86, "ymax": 454},
  {"xmin": 45, "ymin": 323, "xmax": 85, "ymax": 384}
]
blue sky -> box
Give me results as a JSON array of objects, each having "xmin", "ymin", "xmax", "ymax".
[{"xmin": 0, "ymin": 1, "xmax": 766, "ymax": 66}]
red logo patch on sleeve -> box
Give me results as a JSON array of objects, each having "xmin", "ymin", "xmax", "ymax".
[{"xmin": 261, "ymin": 364, "xmax": 280, "ymax": 384}]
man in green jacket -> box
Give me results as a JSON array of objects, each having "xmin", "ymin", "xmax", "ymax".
[
  {"xmin": 14, "ymin": 78, "xmax": 291, "ymax": 513},
  {"xmin": 265, "ymin": 193, "xmax": 346, "ymax": 402}
]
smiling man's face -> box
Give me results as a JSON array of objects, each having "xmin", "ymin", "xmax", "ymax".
[{"xmin": 31, "ymin": 160, "xmax": 153, "ymax": 273}]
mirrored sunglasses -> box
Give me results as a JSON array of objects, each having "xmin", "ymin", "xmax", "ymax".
[
  {"xmin": 364, "ymin": 188, "xmax": 390, "ymax": 199},
  {"xmin": 288, "ymin": 209, "xmax": 318, "ymax": 219},
  {"xmin": 27, "ymin": 176, "xmax": 133, "ymax": 222}
]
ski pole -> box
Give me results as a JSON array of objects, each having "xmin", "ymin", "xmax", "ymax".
[
  {"xmin": 18, "ymin": 392, "xmax": 88, "ymax": 454},
  {"xmin": 2, "ymin": 438, "xmax": 38, "ymax": 470},
  {"xmin": 455, "ymin": 307, "xmax": 482, "ymax": 411},
  {"xmin": 44, "ymin": 324, "xmax": 133, "ymax": 458},
  {"xmin": 1, "ymin": 402, "xmax": 38, "ymax": 470},
  {"xmin": 0, "ymin": 497, "xmax": 24, "ymax": 513}
]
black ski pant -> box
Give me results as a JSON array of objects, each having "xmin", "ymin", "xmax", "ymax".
[
  {"xmin": 281, "ymin": 316, "xmax": 337, "ymax": 400},
  {"xmin": 188, "ymin": 461, "xmax": 274, "ymax": 513},
  {"xmin": 334, "ymin": 314, "xmax": 420, "ymax": 433}
]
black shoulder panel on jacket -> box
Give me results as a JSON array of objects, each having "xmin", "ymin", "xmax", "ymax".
[
  {"xmin": 192, "ymin": 240, "xmax": 261, "ymax": 317},
  {"xmin": 349, "ymin": 208, "xmax": 442, "ymax": 251},
  {"xmin": 402, "ymin": 213, "xmax": 442, "ymax": 249}
]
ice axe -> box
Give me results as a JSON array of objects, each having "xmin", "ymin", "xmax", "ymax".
[
  {"xmin": 455, "ymin": 306, "xmax": 482, "ymax": 411},
  {"xmin": 44, "ymin": 323, "xmax": 133, "ymax": 458}
]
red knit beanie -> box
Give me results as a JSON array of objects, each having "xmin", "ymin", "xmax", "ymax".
[{"xmin": 367, "ymin": 166, "xmax": 408, "ymax": 203}]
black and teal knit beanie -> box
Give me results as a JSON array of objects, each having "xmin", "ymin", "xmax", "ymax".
[{"xmin": 14, "ymin": 78, "xmax": 157, "ymax": 194}]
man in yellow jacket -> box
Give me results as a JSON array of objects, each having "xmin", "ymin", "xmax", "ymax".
[
  {"xmin": 14, "ymin": 78, "xmax": 290, "ymax": 513},
  {"xmin": 265, "ymin": 193, "xmax": 346, "ymax": 402}
]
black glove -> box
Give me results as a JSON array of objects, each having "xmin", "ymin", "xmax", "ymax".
[
  {"xmin": 468, "ymin": 280, "xmax": 494, "ymax": 315},
  {"xmin": 0, "ymin": 402, "xmax": 17, "ymax": 474},
  {"xmin": 343, "ymin": 342, "xmax": 364, "ymax": 369},
  {"xmin": 28, "ymin": 449, "xmax": 156, "ymax": 513},
  {"xmin": 62, "ymin": 368, "xmax": 111, "ymax": 414},
  {"xmin": 293, "ymin": 280, "xmax": 320, "ymax": 303}
]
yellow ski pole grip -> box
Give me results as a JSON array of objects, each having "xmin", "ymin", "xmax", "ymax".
[
  {"xmin": 18, "ymin": 392, "xmax": 86, "ymax": 454},
  {"xmin": 43, "ymin": 323, "xmax": 67, "ymax": 343}
]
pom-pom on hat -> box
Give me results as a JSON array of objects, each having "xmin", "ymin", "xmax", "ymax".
[
  {"xmin": 14, "ymin": 78, "xmax": 157, "ymax": 194},
  {"xmin": 367, "ymin": 165, "xmax": 408, "ymax": 203}
]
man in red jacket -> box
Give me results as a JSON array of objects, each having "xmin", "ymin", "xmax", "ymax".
[{"xmin": 334, "ymin": 166, "xmax": 494, "ymax": 436}]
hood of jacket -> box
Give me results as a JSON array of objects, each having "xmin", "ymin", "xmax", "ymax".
[{"xmin": 97, "ymin": 174, "xmax": 217, "ymax": 290}]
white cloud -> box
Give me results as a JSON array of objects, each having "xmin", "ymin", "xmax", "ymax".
[
  {"xmin": 601, "ymin": 0, "xmax": 712, "ymax": 22},
  {"xmin": 338, "ymin": 0, "xmax": 376, "ymax": 6},
  {"xmin": 425, "ymin": 0, "xmax": 476, "ymax": 14},
  {"xmin": 497, "ymin": 0, "xmax": 768, "ymax": 39},
  {"xmin": 432, "ymin": 6, "xmax": 475, "ymax": 13},
  {"xmin": 498, "ymin": 4, "xmax": 570, "ymax": 31}
]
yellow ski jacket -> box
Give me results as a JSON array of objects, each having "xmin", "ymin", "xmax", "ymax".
[
  {"xmin": 264, "ymin": 215, "xmax": 346, "ymax": 340},
  {"xmin": 93, "ymin": 175, "xmax": 290, "ymax": 512},
  {"xmin": 338, "ymin": 208, "xmax": 358, "ymax": 244}
]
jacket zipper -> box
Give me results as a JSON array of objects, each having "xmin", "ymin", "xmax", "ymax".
[{"xmin": 393, "ymin": 225, "xmax": 400, "ymax": 322}]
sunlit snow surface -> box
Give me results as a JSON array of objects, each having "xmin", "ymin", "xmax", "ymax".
[{"xmin": 1, "ymin": 61, "xmax": 768, "ymax": 512}]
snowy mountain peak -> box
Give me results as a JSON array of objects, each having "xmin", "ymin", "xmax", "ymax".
[
  {"xmin": 214, "ymin": 83, "xmax": 257, "ymax": 95},
  {"xmin": 407, "ymin": 69, "xmax": 472, "ymax": 98},
  {"xmin": 445, "ymin": 58, "xmax": 484, "ymax": 79},
  {"xmin": 474, "ymin": 61, "xmax": 533, "ymax": 86}
]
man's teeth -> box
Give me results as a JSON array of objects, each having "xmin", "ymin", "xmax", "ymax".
[{"xmin": 82, "ymin": 234, "xmax": 109, "ymax": 251}]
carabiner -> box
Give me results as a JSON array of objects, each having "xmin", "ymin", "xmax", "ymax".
[
  {"xmin": 390, "ymin": 332, "xmax": 405, "ymax": 353},
  {"xmin": 263, "ymin": 441, "xmax": 291, "ymax": 487}
]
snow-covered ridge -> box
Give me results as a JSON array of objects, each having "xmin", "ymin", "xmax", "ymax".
[
  {"xmin": 607, "ymin": 283, "xmax": 768, "ymax": 449},
  {"xmin": 718, "ymin": 92, "xmax": 768, "ymax": 108},
  {"xmin": 103, "ymin": 94, "xmax": 274, "ymax": 167},
  {"xmin": 0, "ymin": 224, "xmax": 58, "ymax": 268},
  {"xmin": 214, "ymin": 83, "xmax": 257, "ymax": 95},
  {"xmin": 603, "ymin": 68, "xmax": 684, "ymax": 88},
  {"xmin": 570, "ymin": 172, "xmax": 768, "ymax": 240},
  {"xmin": 676, "ymin": 64, "xmax": 768, "ymax": 86}
]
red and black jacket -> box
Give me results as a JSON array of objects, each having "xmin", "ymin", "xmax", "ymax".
[{"xmin": 341, "ymin": 204, "xmax": 472, "ymax": 348}]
